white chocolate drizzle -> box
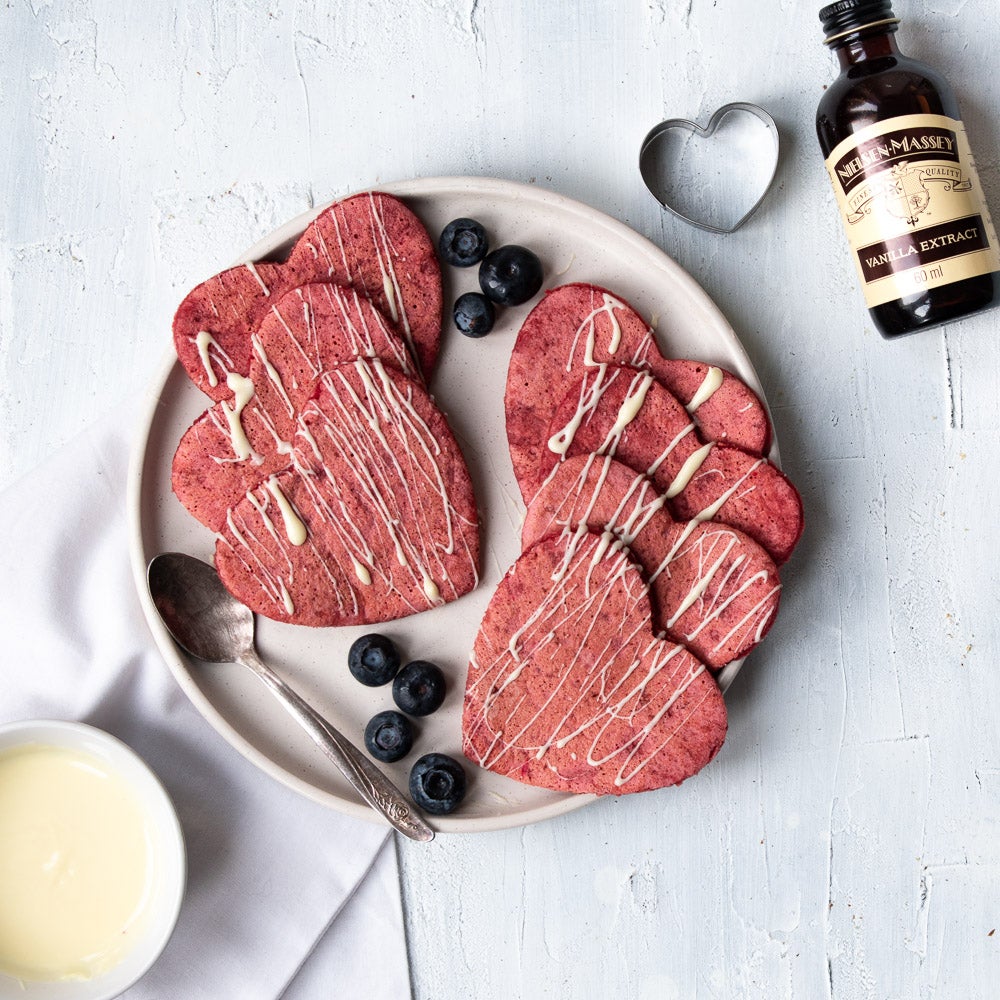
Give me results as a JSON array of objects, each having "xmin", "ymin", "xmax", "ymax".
[
  {"xmin": 244, "ymin": 261, "xmax": 270, "ymax": 296},
  {"xmin": 664, "ymin": 443, "xmax": 714, "ymax": 499},
  {"xmin": 252, "ymin": 334, "xmax": 295, "ymax": 419},
  {"xmin": 567, "ymin": 292, "xmax": 634, "ymax": 370},
  {"xmin": 220, "ymin": 373, "xmax": 258, "ymax": 461},
  {"xmin": 547, "ymin": 367, "xmax": 696, "ymax": 486},
  {"xmin": 265, "ymin": 475, "xmax": 307, "ymax": 546},
  {"xmin": 608, "ymin": 372, "xmax": 653, "ymax": 438},
  {"xmin": 195, "ymin": 330, "xmax": 225, "ymax": 388},
  {"xmin": 547, "ymin": 364, "xmax": 609, "ymax": 455},
  {"xmin": 686, "ymin": 366, "xmax": 723, "ymax": 413},
  {"xmin": 352, "ymin": 557, "xmax": 373, "ymax": 586}
]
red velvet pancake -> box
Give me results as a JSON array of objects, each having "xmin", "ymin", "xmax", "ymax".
[
  {"xmin": 540, "ymin": 364, "xmax": 803, "ymax": 564},
  {"xmin": 522, "ymin": 455, "xmax": 782, "ymax": 669},
  {"xmin": 172, "ymin": 282, "xmax": 417, "ymax": 533},
  {"xmin": 285, "ymin": 191, "xmax": 442, "ymax": 380},
  {"xmin": 214, "ymin": 360, "xmax": 480, "ymax": 627},
  {"xmin": 505, "ymin": 282, "xmax": 771, "ymax": 503},
  {"xmin": 462, "ymin": 531, "xmax": 727, "ymax": 795},
  {"xmin": 172, "ymin": 191, "xmax": 441, "ymax": 400}
]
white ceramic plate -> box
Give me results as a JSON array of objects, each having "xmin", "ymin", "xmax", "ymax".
[{"xmin": 128, "ymin": 176, "xmax": 773, "ymax": 834}]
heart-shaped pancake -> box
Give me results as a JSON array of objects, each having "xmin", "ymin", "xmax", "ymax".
[
  {"xmin": 541, "ymin": 363, "xmax": 803, "ymax": 564},
  {"xmin": 172, "ymin": 282, "xmax": 417, "ymax": 532},
  {"xmin": 462, "ymin": 531, "xmax": 727, "ymax": 795},
  {"xmin": 505, "ymin": 282, "xmax": 771, "ymax": 503},
  {"xmin": 286, "ymin": 192, "xmax": 442, "ymax": 378},
  {"xmin": 523, "ymin": 455, "xmax": 781, "ymax": 669},
  {"xmin": 173, "ymin": 192, "xmax": 441, "ymax": 400},
  {"xmin": 214, "ymin": 359, "xmax": 479, "ymax": 626},
  {"xmin": 172, "ymin": 260, "xmax": 306, "ymax": 403},
  {"xmin": 171, "ymin": 393, "xmax": 291, "ymax": 533}
]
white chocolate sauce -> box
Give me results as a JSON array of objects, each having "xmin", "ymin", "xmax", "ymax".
[
  {"xmin": 220, "ymin": 372, "xmax": 258, "ymax": 462},
  {"xmin": 422, "ymin": 573, "xmax": 441, "ymax": 603},
  {"xmin": 195, "ymin": 330, "xmax": 225, "ymax": 388},
  {"xmin": 278, "ymin": 579, "xmax": 295, "ymax": 615},
  {"xmin": 607, "ymin": 371, "xmax": 653, "ymax": 438},
  {"xmin": 352, "ymin": 556, "xmax": 373, "ymax": 586},
  {"xmin": 0, "ymin": 744, "xmax": 153, "ymax": 983},
  {"xmin": 382, "ymin": 272, "xmax": 399, "ymax": 323},
  {"xmin": 686, "ymin": 366, "xmax": 723, "ymax": 413},
  {"xmin": 264, "ymin": 474, "xmax": 307, "ymax": 546},
  {"xmin": 664, "ymin": 442, "xmax": 714, "ymax": 499},
  {"xmin": 244, "ymin": 261, "xmax": 270, "ymax": 296}
]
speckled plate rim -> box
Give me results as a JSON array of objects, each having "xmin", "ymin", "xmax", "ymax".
[{"xmin": 127, "ymin": 175, "xmax": 775, "ymax": 834}]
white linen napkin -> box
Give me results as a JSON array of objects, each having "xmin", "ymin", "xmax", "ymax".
[{"xmin": 0, "ymin": 398, "xmax": 411, "ymax": 1000}]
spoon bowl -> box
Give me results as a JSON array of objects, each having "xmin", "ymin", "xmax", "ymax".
[
  {"xmin": 146, "ymin": 552, "xmax": 434, "ymax": 842},
  {"xmin": 147, "ymin": 553, "xmax": 254, "ymax": 664}
]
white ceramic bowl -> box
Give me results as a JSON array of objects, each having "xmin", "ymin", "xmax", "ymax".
[{"xmin": 0, "ymin": 720, "xmax": 185, "ymax": 1000}]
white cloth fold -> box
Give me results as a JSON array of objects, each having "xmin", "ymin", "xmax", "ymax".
[{"xmin": 0, "ymin": 399, "xmax": 411, "ymax": 1000}]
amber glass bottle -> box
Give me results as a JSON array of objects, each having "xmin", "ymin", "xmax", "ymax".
[{"xmin": 816, "ymin": 0, "xmax": 1000, "ymax": 338}]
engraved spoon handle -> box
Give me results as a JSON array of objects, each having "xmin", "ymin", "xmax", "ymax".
[{"xmin": 237, "ymin": 646, "xmax": 434, "ymax": 842}]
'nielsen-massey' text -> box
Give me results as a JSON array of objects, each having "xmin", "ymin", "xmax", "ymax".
[{"xmin": 834, "ymin": 126, "xmax": 960, "ymax": 194}]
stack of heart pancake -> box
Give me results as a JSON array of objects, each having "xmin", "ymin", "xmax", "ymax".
[
  {"xmin": 462, "ymin": 283, "xmax": 803, "ymax": 796},
  {"xmin": 170, "ymin": 192, "xmax": 480, "ymax": 626}
]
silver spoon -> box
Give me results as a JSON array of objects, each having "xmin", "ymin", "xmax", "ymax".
[{"xmin": 146, "ymin": 552, "xmax": 434, "ymax": 842}]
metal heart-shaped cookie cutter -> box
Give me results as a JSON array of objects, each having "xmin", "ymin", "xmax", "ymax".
[{"xmin": 639, "ymin": 102, "xmax": 780, "ymax": 235}]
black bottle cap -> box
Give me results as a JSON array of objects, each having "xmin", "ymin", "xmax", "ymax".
[{"xmin": 820, "ymin": 0, "xmax": 899, "ymax": 45}]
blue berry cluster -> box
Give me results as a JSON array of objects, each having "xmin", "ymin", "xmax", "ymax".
[
  {"xmin": 347, "ymin": 633, "xmax": 466, "ymax": 814},
  {"xmin": 438, "ymin": 217, "xmax": 543, "ymax": 338}
]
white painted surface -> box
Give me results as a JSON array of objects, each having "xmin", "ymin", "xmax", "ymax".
[{"xmin": 3, "ymin": 2, "xmax": 999, "ymax": 997}]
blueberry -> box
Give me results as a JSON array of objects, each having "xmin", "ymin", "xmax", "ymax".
[
  {"xmin": 439, "ymin": 218, "xmax": 489, "ymax": 267},
  {"xmin": 453, "ymin": 292, "xmax": 495, "ymax": 338},
  {"xmin": 409, "ymin": 753, "xmax": 466, "ymax": 814},
  {"xmin": 348, "ymin": 633, "xmax": 401, "ymax": 686},
  {"xmin": 364, "ymin": 710, "xmax": 414, "ymax": 763},
  {"xmin": 478, "ymin": 245, "xmax": 543, "ymax": 306},
  {"xmin": 392, "ymin": 660, "xmax": 446, "ymax": 716}
]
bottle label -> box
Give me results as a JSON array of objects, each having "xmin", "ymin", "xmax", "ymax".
[{"xmin": 824, "ymin": 113, "xmax": 1000, "ymax": 308}]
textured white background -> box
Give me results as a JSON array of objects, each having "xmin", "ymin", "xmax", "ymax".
[{"xmin": 3, "ymin": 2, "xmax": 1000, "ymax": 998}]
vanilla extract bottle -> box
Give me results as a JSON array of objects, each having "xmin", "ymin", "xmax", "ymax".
[{"xmin": 816, "ymin": 0, "xmax": 1000, "ymax": 338}]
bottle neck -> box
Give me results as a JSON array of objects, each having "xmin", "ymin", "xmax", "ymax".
[{"xmin": 833, "ymin": 29, "xmax": 901, "ymax": 68}]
